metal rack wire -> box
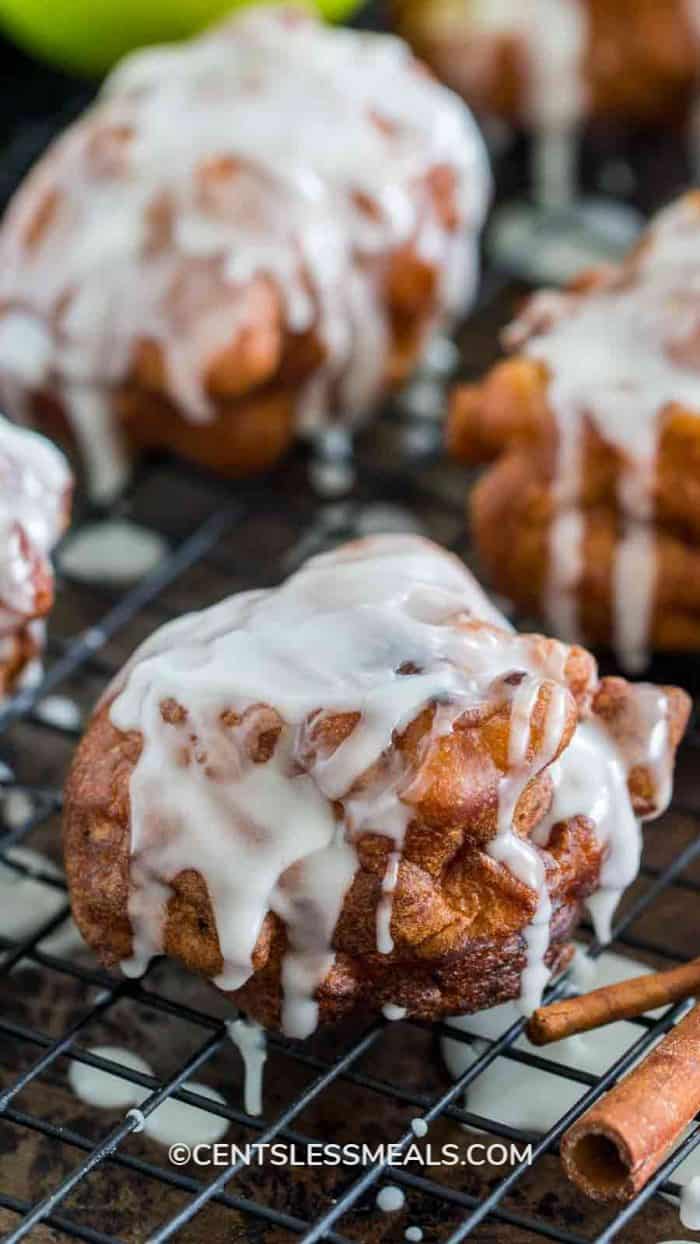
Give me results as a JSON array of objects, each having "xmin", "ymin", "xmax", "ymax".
[
  {"xmin": 1, "ymin": 360, "xmax": 700, "ymax": 1243},
  {"xmin": 1, "ymin": 16, "xmax": 700, "ymax": 1244}
]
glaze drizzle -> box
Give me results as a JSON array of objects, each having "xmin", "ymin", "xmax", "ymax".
[
  {"xmin": 0, "ymin": 414, "xmax": 69, "ymax": 677},
  {"xmin": 0, "ymin": 6, "xmax": 489, "ymax": 499},
  {"xmin": 106, "ymin": 536, "xmax": 675, "ymax": 1035},
  {"xmin": 508, "ymin": 195, "xmax": 700, "ymax": 670}
]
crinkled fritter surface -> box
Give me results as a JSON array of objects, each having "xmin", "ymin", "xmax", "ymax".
[{"xmin": 63, "ymin": 536, "xmax": 690, "ymax": 1031}]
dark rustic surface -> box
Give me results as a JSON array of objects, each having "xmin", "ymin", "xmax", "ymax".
[{"xmin": 1, "ymin": 7, "xmax": 700, "ymax": 1243}]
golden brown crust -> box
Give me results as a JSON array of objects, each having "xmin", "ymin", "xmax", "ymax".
[
  {"xmin": 393, "ymin": 0, "xmax": 700, "ymax": 127},
  {"xmin": 448, "ymin": 354, "xmax": 700, "ymax": 652},
  {"xmin": 4, "ymin": 145, "xmax": 461, "ymax": 480},
  {"xmin": 448, "ymin": 190, "xmax": 700, "ymax": 656},
  {"xmin": 63, "ymin": 632, "xmax": 689, "ymax": 1031},
  {"xmin": 0, "ymin": 623, "xmax": 43, "ymax": 698},
  {"xmin": 63, "ymin": 700, "xmax": 585, "ymax": 1026}
]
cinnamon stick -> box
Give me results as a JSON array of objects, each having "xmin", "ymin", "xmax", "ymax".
[
  {"xmin": 527, "ymin": 958, "xmax": 700, "ymax": 1046},
  {"xmin": 561, "ymin": 1001, "xmax": 700, "ymax": 1202}
]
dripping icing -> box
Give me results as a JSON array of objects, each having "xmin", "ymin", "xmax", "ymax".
[
  {"xmin": 0, "ymin": 846, "xmax": 83, "ymax": 964},
  {"xmin": 526, "ymin": 0, "xmax": 588, "ymax": 209},
  {"xmin": 68, "ymin": 1048, "xmax": 230, "ymax": 1145},
  {"xmin": 460, "ymin": 0, "xmax": 587, "ymax": 206},
  {"xmin": 107, "ymin": 535, "xmax": 672, "ymax": 1033},
  {"xmin": 0, "ymin": 6, "xmax": 489, "ymax": 500},
  {"xmin": 443, "ymin": 948, "xmax": 700, "ymax": 1201},
  {"xmin": 441, "ymin": 951, "xmax": 663, "ymax": 1134},
  {"xmin": 0, "ymin": 413, "xmax": 69, "ymax": 624},
  {"xmin": 512, "ymin": 196, "xmax": 700, "ymax": 669},
  {"xmin": 226, "ymin": 1017, "xmax": 267, "ymax": 1117}
]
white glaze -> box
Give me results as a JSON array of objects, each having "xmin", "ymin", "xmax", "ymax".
[
  {"xmin": 25, "ymin": 918, "xmax": 85, "ymax": 964},
  {"xmin": 527, "ymin": 0, "xmax": 587, "ymax": 209},
  {"xmin": 490, "ymin": 670, "xmax": 569, "ymax": 1012},
  {"xmin": 527, "ymin": 0, "xmax": 587, "ymax": 131},
  {"xmin": 673, "ymin": 1151, "xmax": 700, "ymax": 1199},
  {"xmin": 68, "ymin": 1046, "xmax": 151, "ymax": 1110},
  {"xmin": 681, "ymin": 1177, "xmax": 700, "ymax": 1230},
  {"xmin": 1, "ymin": 789, "xmax": 33, "ymax": 829},
  {"xmin": 568, "ymin": 943, "xmax": 598, "ymax": 992},
  {"xmin": 545, "ymin": 509, "xmax": 584, "ymax": 645},
  {"xmin": 0, "ymin": 413, "xmax": 69, "ymax": 624},
  {"xmin": 35, "ymin": 694, "xmax": 82, "ymax": 731},
  {"xmin": 626, "ymin": 683, "xmax": 674, "ymax": 815},
  {"xmin": 106, "ymin": 535, "xmax": 670, "ymax": 1032},
  {"xmin": 143, "ymin": 1081, "xmax": 229, "ymax": 1147},
  {"xmin": 0, "ymin": 844, "xmax": 65, "ymax": 930},
  {"xmin": 411, "ymin": 1117, "xmax": 428, "ymax": 1138},
  {"xmin": 0, "ymin": 845, "xmax": 84, "ymax": 963},
  {"xmin": 454, "ymin": 0, "xmax": 587, "ymax": 205},
  {"xmin": 377, "ymin": 1186, "xmax": 406, "ymax": 1213},
  {"xmin": 405, "ymin": 1230, "xmax": 423, "ymax": 1243},
  {"xmin": 58, "ymin": 519, "xmax": 168, "ymax": 586},
  {"xmin": 382, "ymin": 1003, "xmax": 408, "ymax": 1021},
  {"xmin": 451, "ymin": 0, "xmax": 587, "ymax": 199},
  {"xmin": 68, "ymin": 1045, "xmax": 230, "ymax": 1145},
  {"xmin": 511, "ymin": 196, "xmax": 700, "ymax": 669},
  {"xmin": 377, "ymin": 849, "xmax": 401, "ymax": 955},
  {"xmin": 64, "ymin": 387, "xmax": 130, "ymax": 504},
  {"xmin": 0, "ymin": 6, "xmax": 489, "ymax": 501},
  {"xmin": 442, "ymin": 951, "xmax": 661, "ymax": 1134},
  {"xmin": 532, "ymin": 719, "xmax": 642, "ymax": 945},
  {"xmin": 226, "ymin": 1017, "xmax": 267, "ymax": 1117}
]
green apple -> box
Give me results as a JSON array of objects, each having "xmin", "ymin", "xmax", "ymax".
[{"xmin": 0, "ymin": 0, "xmax": 363, "ymax": 76}]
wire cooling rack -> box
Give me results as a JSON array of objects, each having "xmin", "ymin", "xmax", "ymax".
[
  {"xmin": 1, "ymin": 289, "xmax": 700, "ymax": 1244},
  {"xmin": 1, "ymin": 12, "xmax": 700, "ymax": 1243}
]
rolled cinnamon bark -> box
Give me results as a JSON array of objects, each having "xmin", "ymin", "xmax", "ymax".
[
  {"xmin": 561, "ymin": 1002, "xmax": 700, "ymax": 1201},
  {"xmin": 528, "ymin": 958, "xmax": 700, "ymax": 1045}
]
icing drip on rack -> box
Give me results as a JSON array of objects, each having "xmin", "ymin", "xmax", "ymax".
[
  {"xmin": 532, "ymin": 721, "xmax": 643, "ymax": 943},
  {"xmin": 441, "ymin": 950, "xmax": 662, "ymax": 1132},
  {"xmin": 226, "ymin": 1017, "xmax": 267, "ymax": 1117},
  {"xmin": 377, "ymin": 1186, "xmax": 406, "ymax": 1213},
  {"xmin": 68, "ymin": 1047, "xmax": 230, "ymax": 1145},
  {"xmin": 454, "ymin": 0, "xmax": 586, "ymax": 205},
  {"xmin": 0, "ymin": 846, "xmax": 83, "ymax": 964},
  {"xmin": 681, "ymin": 1176, "xmax": 700, "ymax": 1230},
  {"xmin": 0, "ymin": 5, "xmax": 489, "ymax": 501},
  {"xmin": 107, "ymin": 535, "xmax": 670, "ymax": 1035},
  {"xmin": 444, "ymin": 946, "xmax": 700, "ymax": 1208},
  {"xmin": 526, "ymin": 0, "xmax": 588, "ymax": 208},
  {"xmin": 0, "ymin": 413, "xmax": 69, "ymax": 632},
  {"xmin": 57, "ymin": 519, "xmax": 167, "ymax": 586},
  {"xmin": 510, "ymin": 195, "xmax": 700, "ymax": 670}
]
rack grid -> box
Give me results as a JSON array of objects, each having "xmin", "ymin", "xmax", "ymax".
[
  {"xmin": 1, "ymin": 12, "xmax": 700, "ymax": 1243},
  {"xmin": 1, "ymin": 340, "xmax": 700, "ymax": 1243}
]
